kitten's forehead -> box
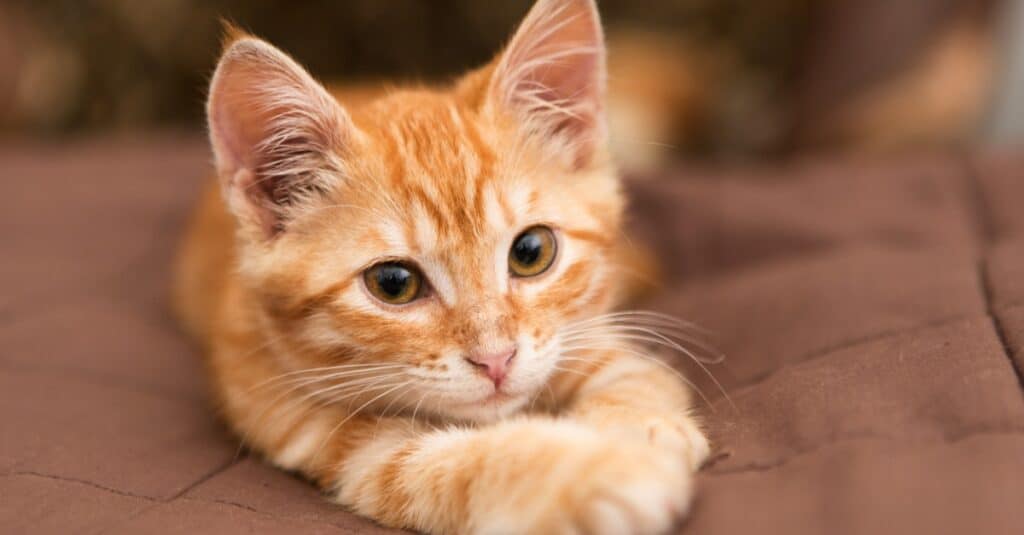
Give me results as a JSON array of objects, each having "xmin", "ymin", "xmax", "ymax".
[
  {"xmin": 313, "ymin": 89, "xmax": 616, "ymax": 309},
  {"xmin": 357, "ymin": 91, "xmax": 532, "ymax": 241},
  {"xmin": 334, "ymin": 92, "xmax": 534, "ymax": 301}
]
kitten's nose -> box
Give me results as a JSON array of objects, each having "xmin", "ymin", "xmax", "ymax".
[{"xmin": 465, "ymin": 347, "xmax": 516, "ymax": 388}]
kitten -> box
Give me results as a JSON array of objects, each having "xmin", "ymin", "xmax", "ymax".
[{"xmin": 174, "ymin": 0, "xmax": 710, "ymax": 532}]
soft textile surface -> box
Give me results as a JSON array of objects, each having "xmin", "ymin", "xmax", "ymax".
[{"xmin": 2, "ymin": 135, "xmax": 1022, "ymax": 534}]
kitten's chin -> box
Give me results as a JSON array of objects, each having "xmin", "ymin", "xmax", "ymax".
[{"xmin": 441, "ymin": 392, "xmax": 531, "ymax": 424}]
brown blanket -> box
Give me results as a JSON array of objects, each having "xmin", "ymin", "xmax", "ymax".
[{"xmin": 1, "ymin": 135, "xmax": 1022, "ymax": 534}]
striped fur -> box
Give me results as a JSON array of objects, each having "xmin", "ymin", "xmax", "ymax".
[{"xmin": 175, "ymin": 1, "xmax": 708, "ymax": 533}]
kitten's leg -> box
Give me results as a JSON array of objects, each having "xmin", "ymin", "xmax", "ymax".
[
  {"xmin": 224, "ymin": 349, "xmax": 706, "ymax": 534},
  {"xmin": 556, "ymin": 350, "xmax": 712, "ymax": 471},
  {"xmin": 333, "ymin": 417, "xmax": 692, "ymax": 534},
  {"xmin": 246, "ymin": 402, "xmax": 693, "ymax": 534}
]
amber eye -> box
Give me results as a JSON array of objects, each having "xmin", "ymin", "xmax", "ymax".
[
  {"xmin": 364, "ymin": 262, "xmax": 422, "ymax": 305},
  {"xmin": 509, "ymin": 226, "xmax": 557, "ymax": 277}
]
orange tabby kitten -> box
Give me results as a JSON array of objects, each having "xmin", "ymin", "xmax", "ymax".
[{"xmin": 174, "ymin": 0, "xmax": 709, "ymax": 532}]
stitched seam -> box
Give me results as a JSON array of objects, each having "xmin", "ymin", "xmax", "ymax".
[
  {"xmin": 719, "ymin": 312, "xmax": 981, "ymax": 399},
  {"xmin": 2, "ymin": 471, "xmax": 159, "ymax": 502},
  {"xmin": 167, "ymin": 456, "xmax": 240, "ymax": 501},
  {"xmin": 979, "ymin": 260, "xmax": 1024, "ymax": 398},
  {"xmin": 705, "ymin": 426, "xmax": 1024, "ymax": 476},
  {"xmin": 179, "ymin": 497, "xmax": 365, "ymax": 531},
  {"xmin": 93, "ymin": 456, "xmax": 242, "ymax": 534},
  {"xmin": 961, "ymin": 153, "xmax": 1024, "ymax": 401}
]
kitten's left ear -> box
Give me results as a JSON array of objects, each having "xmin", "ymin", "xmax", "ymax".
[{"xmin": 488, "ymin": 0, "xmax": 607, "ymax": 169}]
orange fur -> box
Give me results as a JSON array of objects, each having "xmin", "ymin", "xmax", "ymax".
[{"xmin": 174, "ymin": 1, "xmax": 708, "ymax": 533}]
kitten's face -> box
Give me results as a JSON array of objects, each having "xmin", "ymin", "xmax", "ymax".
[
  {"xmin": 259, "ymin": 94, "xmax": 621, "ymax": 422},
  {"xmin": 208, "ymin": 0, "xmax": 617, "ymax": 422}
]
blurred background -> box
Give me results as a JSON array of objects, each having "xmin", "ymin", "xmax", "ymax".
[{"xmin": 0, "ymin": 0, "xmax": 1019, "ymax": 166}]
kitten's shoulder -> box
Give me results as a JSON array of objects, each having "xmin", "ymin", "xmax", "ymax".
[{"xmin": 172, "ymin": 180, "xmax": 236, "ymax": 345}]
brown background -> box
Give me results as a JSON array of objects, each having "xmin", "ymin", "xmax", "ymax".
[
  {"xmin": 1, "ymin": 135, "xmax": 1021, "ymax": 533},
  {"xmin": 0, "ymin": 0, "xmax": 1002, "ymax": 159},
  {"xmin": 1, "ymin": 1, "xmax": 1022, "ymax": 533}
]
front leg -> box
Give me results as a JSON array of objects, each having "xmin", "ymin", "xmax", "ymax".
[
  {"xmin": 227, "ymin": 352, "xmax": 707, "ymax": 534},
  {"xmin": 242, "ymin": 397, "xmax": 695, "ymax": 534},
  {"xmin": 317, "ymin": 352, "xmax": 710, "ymax": 534},
  {"xmin": 330, "ymin": 417, "xmax": 694, "ymax": 534},
  {"xmin": 556, "ymin": 349, "xmax": 711, "ymax": 471}
]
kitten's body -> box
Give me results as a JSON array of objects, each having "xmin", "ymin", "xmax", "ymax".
[{"xmin": 175, "ymin": 1, "xmax": 709, "ymax": 533}]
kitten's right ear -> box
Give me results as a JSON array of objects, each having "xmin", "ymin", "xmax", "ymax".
[
  {"xmin": 207, "ymin": 35, "xmax": 354, "ymax": 239},
  {"xmin": 485, "ymin": 0, "xmax": 607, "ymax": 170}
]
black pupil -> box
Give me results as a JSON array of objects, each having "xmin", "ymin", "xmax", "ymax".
[
  {"xmin": 376, "ymin": 265, "xmax": 411, "ymax": 297},
  {"xmin": 513, "ymin": 232, "xmax": 543, "ymax": 266}
]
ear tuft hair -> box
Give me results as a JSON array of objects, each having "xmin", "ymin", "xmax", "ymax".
[{"xmin": 218, "ymin": 19, "xmax": 252, "ymax": 51}]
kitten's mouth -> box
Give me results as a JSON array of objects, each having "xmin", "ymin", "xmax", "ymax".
[
  {"xmin": 481, "ymin": 391, "xmax": 515, "ymax": 404},
  {"xmin": 443, "ymin": 387, "xmax": 533, "ymax": 423},
  {"xmin": 456, "ymin": 389, "xmax": 519, "ymax": 408}
]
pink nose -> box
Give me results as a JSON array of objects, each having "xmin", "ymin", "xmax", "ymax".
[{"xmin": 465, "ymin": 347, "xmax": 516, "ymax": 387}]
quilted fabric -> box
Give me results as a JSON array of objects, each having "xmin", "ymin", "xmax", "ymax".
[{"xmin": 1, "ymin": 136, "xmax": 1021, "ymax": 534}]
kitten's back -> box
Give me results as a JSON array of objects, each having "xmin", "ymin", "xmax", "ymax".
[{"xmin": 173, "ymin": 181, "xmax": 235, "ymax": 345}]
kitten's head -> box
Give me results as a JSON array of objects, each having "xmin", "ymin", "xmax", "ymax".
[{"xmin": 208, "ymin": 0, "xmax": 624, "ymax": 422}]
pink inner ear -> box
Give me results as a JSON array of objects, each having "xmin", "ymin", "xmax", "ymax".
[
  {"xmin": 206, "ymin": 38, "xmax": 351, "ymax": 237},
  {"xmin": 491, "ymin": 0, "xmax": 607, "ymax": 167},
  {"xmin": 208, "ymin": 64, "xmax": 269, "ymax": 176},
  {"xmin": 208, "ymin": 40, "xmax": 337, "ymax": 177}
]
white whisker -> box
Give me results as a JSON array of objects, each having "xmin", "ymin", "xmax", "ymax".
[{"xmin": 312, "ymin": 381, "xmax": 414, "ymax": 463}]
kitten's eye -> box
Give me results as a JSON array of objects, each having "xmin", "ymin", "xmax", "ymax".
[
  {"xmin": 364, "ymin": 262, "xmax": 422, "ymax": 305},
  {"xmin": 509, "ymin": 226, "xmax": 557, "ymax": 277}
]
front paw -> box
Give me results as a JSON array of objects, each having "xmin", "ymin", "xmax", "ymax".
[
  {"xmin": 565, "ymin": 445, "xmax": 694, "ymax": 535},
  {"xmin": 591, "ymin": 413, "xmax": 711, "ymax": 471},
  {"xmin": 641, "ymin": 416, "xmax": 711, "ymax": 471},
  {"xmin": 475, "ymin": 423, "xmax": 696, "ymax": 535}
]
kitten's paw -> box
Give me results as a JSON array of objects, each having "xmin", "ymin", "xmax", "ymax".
[
  {"xmin": 469, "ymin": 421, "xmax": 697, "ymax": 535},
  {"xmin": 642, "ymin": 416, "xmax": 711, "ymax": 471},
  {"xmin": 519, "ymin": 441, "xmax": 693, "ymax": 535},
  {"xmin": 574, "ymin": 466, "xmax": 691, "ymax": 533}
]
